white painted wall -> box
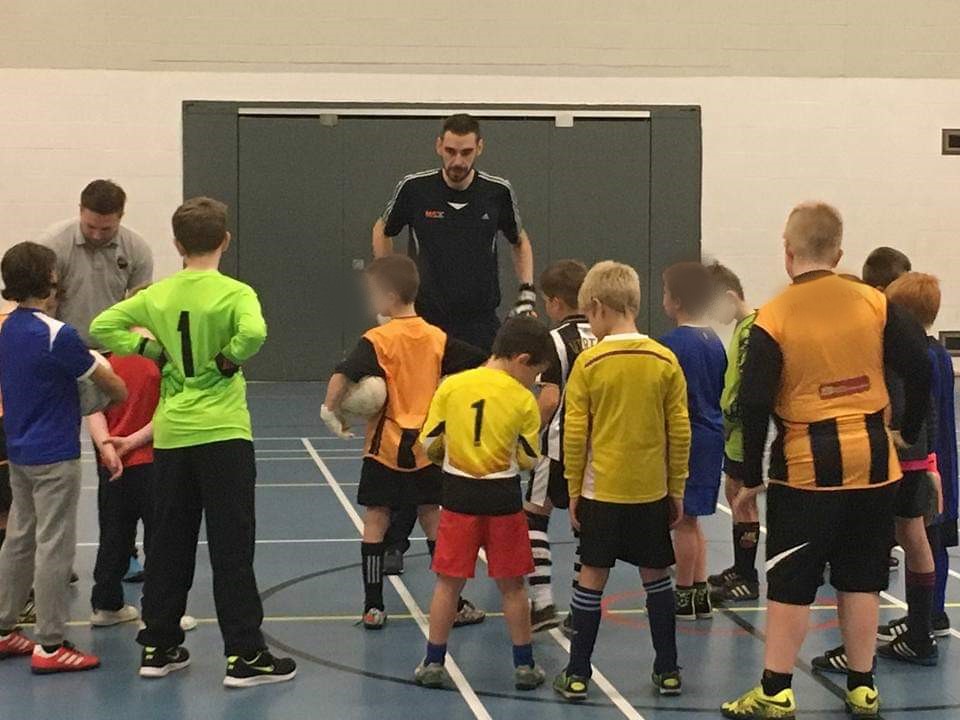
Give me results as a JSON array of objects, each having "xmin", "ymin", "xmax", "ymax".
[
  {"xmin": 3, "ymin": 0, "xmax": 960, "ymax": 79},
  {"xmin": 1, "ymin": 68, "xmax": 958, "ymax": 330}
]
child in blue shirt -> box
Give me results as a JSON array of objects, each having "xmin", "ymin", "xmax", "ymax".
[
  {"xmin": 660, "ymin": 262, "xmax": 727, "ymax": 622},
  {"xmin": 0, "ymin": 242, "xmax": 126, "ymax": 674}
]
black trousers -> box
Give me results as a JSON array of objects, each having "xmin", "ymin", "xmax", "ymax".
[
  {"xmin": 137, "ymin": 439, "xmax": 264, "ymax": 656},
  {"xmin": 92, "ymin": 462, "xmax": 154, "ymax": 611}
]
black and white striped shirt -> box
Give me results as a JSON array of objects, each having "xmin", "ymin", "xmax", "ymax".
[{"xmin": 541, "ymin": 315, "xmax": 596, "ymax": 461}]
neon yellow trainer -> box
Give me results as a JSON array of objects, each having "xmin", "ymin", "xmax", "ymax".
[
  {"xmin": 846, "ymin": 686, "xmax": 880, "ymax": 718},
  {"xmin": 721, "ymin": 686, "xmax": 797, "ymax": 719}
]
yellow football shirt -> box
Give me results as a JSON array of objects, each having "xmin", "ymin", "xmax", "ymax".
[
  {"xmin": 564, "ymin": 333, "xmax": 690, "ymax": 504},
  {"xmin": 421, "ymin": 366, "xmax": 540, "ymax": 480}
]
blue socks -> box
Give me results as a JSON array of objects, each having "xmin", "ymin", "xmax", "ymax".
[
  {"xmin": 566, "ymin": 585, "xmax": 602, "ymax": 677},
  {"xmin": 513, "ymin": 643, "xmax": 534, "ymax": 668},
  {"xmin": 644, "ymin": 576, "xmax": 678, "ymax": 674},
  {"xmin": 425, "ymin": 642, "xmax": 446, "ymax": 665}
]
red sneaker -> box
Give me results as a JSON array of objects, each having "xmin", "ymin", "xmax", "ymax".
[
  {"xmin": 31, "ymin": 642, "xmax": 100, "ymax": 674},
  {"xmin": 0, "ymin": 630, "xmax": 36, "ymax": 659}
]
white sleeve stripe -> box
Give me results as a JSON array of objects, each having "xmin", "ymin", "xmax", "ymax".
[
  {"xmin": 478, "ymin": 171, "xmax": 522, "ymax": 233},
  {"xmin": 77, "ymin": 359, "xmax": 98, "ymax": 381},
  {"xmin": 381, "ymin": 169, "xmax": 439, "ymax": 222}
]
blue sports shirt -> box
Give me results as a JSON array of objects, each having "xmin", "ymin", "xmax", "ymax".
[{"xmin": 0, "ymin": 308, "xmax": 96, "ymax": 465}]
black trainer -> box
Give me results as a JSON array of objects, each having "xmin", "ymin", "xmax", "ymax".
[
  {"xmin": 877, "ymin": 635, "xmax": 939, "ymax": 667},
  {"xmin": 693, "ymin": 585, "xmax": 713, "ymax": 619},
  {"xmin": 876, "ymin": 616, "xmax": 908, "ymax": 642},
  {"xmin": 711, "ymin": 576, "xmax": 760, "ymax": 604},
  {"xmin": 932, "ymin": 612, "xmax": 952, "ymax": 638},
  {"xmin": 224, "ymin": 649, "xmax": 297, "ymax": 688},
  {"xmin": 139, "ymin": 646, "xmax": 191, "ymax": 678},
  {"xmin": 530, "ymin": 604, "xmax": 561, "ymax": 633},
  {"xmin": 559, "ymin": 613, "xmax": 575, "ymax": 639},
  {"xmin": 811, "ymin": 645, "xmax": 850, "ymax": 675},
  {"xmin": 675, "ymin": 588, "xmax": 696, "ymax": 621},
  {"xmin": 383, "ymin": 549, "xmax": 404, "ymax": 576},
  {"xmin": 708, "ymin": 566, "xmax": 738, "ymax": 588}
]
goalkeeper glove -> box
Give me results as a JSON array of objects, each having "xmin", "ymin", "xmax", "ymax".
[
  {"xmin": 321, "ymin": 404, "xmax": 354, "ymax": 439},
  {"xmin": 510, "ymin": 283, "xmax": 537, "ymax": 317}
]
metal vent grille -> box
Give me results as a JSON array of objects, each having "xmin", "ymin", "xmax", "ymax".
[{"xmin": 943, "ymin": 129, "xmax": 960, "ymax": 155}]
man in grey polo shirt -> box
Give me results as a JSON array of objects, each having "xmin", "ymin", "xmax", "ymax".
[{"xmin": 38, "ymin": 180, "xmax": 153, "ymax": 347}]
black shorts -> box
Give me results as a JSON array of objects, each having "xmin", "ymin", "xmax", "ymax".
[
  {"xmin": 577, "ymin": 496, "xmax": 675, "ymax": 569},
  {"xmin": 0, "ymin": 416, "xmax": 9, "ymax": 514},
  {"xmin": 723, "ymin": 455, "xmax": 745, "ymax": 482},
  {"xmin": 765, "ymin": 482, "xmax": 897, "ymax": 605},
  {"xmin": 894, "ymin": 470, "xmax": 933, "ymax": 521},
  {"xmin": 525, "ymin": 458, "xmax": 569, "ymax": 509},
  {"xmin": 357, "ymin": 458, "xmax": 442, "ymax": 508}
]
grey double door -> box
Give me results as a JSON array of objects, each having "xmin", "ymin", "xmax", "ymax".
[{"xmin": 237, "ymin": 115, "xmax": 652, "ymax": 381}]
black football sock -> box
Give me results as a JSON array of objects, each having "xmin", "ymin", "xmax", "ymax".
[
  {"xmin": 0, "ymin": 528, "xmax": 5, "ymax": 549},
  {"xmin": 644, "ymin": 576, "xmax": 678, "ymax": 673},
  {"xmin": 761, "ymin": 669, "xmax": 792, "ymax": 696},
  {"xmin": 848, "ymin": 669, "xmax": 875, "ymax": 691},
  {"xmin": 566, "ymin": 586, "xmax": 602, "ymax": 677},
  {"xmin": 733, "ymin": 522, "xmax": 760, "ymax": 581},
  {"xmin": 905, "ymin": 569, "xmax": 935, "ymax": 644},
  {"xmin": 41, "ymin": 644, "xmax": 62, "ymax": 654},
  {"xmin": 361, "ymin": 542, "xmax": 386, "ymax": 611}
]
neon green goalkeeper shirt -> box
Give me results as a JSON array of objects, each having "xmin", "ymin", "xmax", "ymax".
[
  {"xmin": 90, "ymin": 269, "xmax": 267, "ymax": 449},
  {"xmin": 720, "ymin": 311, "xmax": 757, "ymax": 463}
]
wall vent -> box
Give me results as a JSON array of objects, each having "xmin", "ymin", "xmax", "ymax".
[
  {"xmin": 939, "ymin": 331, "xmax": 960, "ymax": 356},
  {"xmin": 943, "ymin": 129, "xmax": 960, "ymax": 155}
]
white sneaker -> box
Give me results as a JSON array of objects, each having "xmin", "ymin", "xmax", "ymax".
[
  {"xmin": 180, "ymin": 615, "xmax": 198, "ymax": 632},
  {"xmin": 91, "ymin": 604, "xmax": 140, "ymax": 627}
]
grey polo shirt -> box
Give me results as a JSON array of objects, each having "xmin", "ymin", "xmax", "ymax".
[{"xmin": 38, "ymin": 219, "xmax": 153, "ymax": 347}]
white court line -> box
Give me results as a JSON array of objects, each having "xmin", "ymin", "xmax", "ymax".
[
  {"xmin": 75, "ymin": 536, "xmax": 424, "ymax": 548},
  {"xmin": 80, "ymin": 482, "xmax": 361, "ymax": 490},
  {"xmin": 891, "ymin": 544, "xmax": 960, "ymax": 583},
  {"xmin": 474, "ymin": 551, "xmax": 644, "ymax": 716},
  {"xmin": 79, "ymin": 456, "xmax": 363, "ymax": 463},
  {"xmin": 717, "ymin": 502, "xmax": 960, "ymax": 641},
  {"xmin": 301, "ymin": 438, "xmax": 493, "ymax": 720}
]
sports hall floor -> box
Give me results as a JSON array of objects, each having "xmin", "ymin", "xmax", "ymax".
[{"xmin": 2, "ymin": 382, "xmax": 959, "ymax": 720}]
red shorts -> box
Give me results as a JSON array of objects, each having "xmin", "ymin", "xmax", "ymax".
[{"xmin": 432, "ymin": 509, "xmax": 534, "ymax": 579}]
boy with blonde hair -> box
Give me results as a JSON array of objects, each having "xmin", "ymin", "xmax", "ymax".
[{"xmin": 555, "ymin": 261, "xmax": 690, "ymax": 701}]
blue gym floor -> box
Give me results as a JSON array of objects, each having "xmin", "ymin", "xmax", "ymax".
[{"xmin": 2, "ymin": 382, "xmax": 959, "ymax": 719}]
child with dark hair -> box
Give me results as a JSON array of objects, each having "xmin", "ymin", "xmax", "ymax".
[
  {"xmin": 524, "ymin": 260, "xmax": 595, "ymax": 634},
  {"xmin": 323, "ymin": 254, "xmax": 485, "ymax": 629},
  {"xmin": 0, "ymin": 241, "xmax": 126, "ymax": 674},
  {"xmin": 91, "ymin": 198, "xmax": 296, "ymax": 688},
  {"xmin": 862, "ymin": 246, "xmax": 912, "ymax": 289},
  {"xmin": 416, "ymin": 316, "xmax": 552, "ymax": 692},
  {"xmin": 706, "ymin": 262, "xmax": 761, "ymax": 603},
  {"xmin": 660, "ymin": 262, "xmax": 727, "ymax": 622}
]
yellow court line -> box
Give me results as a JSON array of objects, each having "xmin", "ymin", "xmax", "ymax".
[{"xmin": 55, "ymin": 602, "xmax": 960, "ymax": 627}]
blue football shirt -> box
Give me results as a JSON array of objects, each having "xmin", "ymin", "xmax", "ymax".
[
  {"xmin": 0, "ymin": 308, "xmax": 96, "ymax": 465},
  {"xmin": 660, "ymin": 325, "xmax": 727, "ymax": 487}
]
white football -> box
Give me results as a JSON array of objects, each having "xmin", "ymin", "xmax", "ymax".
[
  {"xmin": 341, "ymin": 376, "xmax": 387, "ymax": 421},
  {"xmin": 78, "ymin": 350, "xmax": 113, "ymax": 416}
]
